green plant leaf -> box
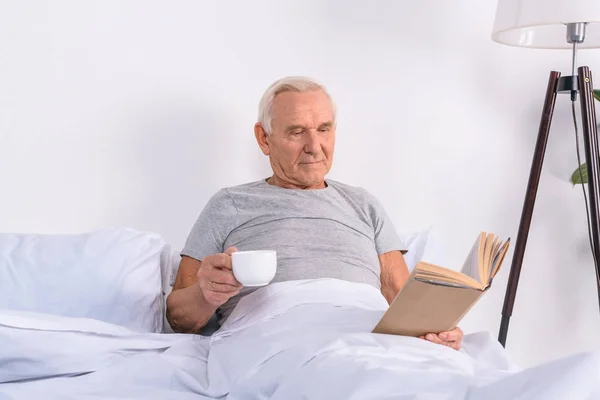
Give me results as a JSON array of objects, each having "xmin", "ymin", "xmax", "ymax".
[
  {"xmin": 594, "ymin": 89, "xmax": 600, "ymax": 102},
  {"xmin": 571, "ymin": 162, "xmax": 588, "ymax": 185}
]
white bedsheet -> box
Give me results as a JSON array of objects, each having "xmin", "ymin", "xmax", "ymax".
[{"xmin": 0, "ymin": 278, "xmax": 599, "ymax": 399}]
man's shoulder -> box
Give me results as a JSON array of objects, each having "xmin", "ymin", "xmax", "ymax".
[
  {"xmin": 327, "ymin": 179, "xmax": 380, "ymax": 204},
  {"xmin": 201, "ymin": 180, "xmax": 267, "ymax": 214},
  {"xmin": 220, "ymin": 179, "xmax": 267, "ymax": 195},
  {"xmin": 204, "ymin": 180, "xmax": 262, "ymax": 202},
  {"xmin": 208, "ymin": 180, "xmax": 270, "ymax": 204}
]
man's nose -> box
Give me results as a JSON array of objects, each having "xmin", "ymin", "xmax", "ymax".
[{"xmin": 303, "ymin": 130, "xmax": 321, "ymax": 154}]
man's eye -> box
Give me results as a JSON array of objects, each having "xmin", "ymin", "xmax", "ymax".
[
  {"xmin": 318, "ymin": 128, "xmax": 330, "ymax": 132},
  {"xmin": 291, "ymin": 131, "xmax": 303, "ymax": 135}
]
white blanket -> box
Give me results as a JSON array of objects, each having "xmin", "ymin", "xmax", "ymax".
[{"xmin": 0, "ymin": 278, "xmax": 599, "ymax": 399}]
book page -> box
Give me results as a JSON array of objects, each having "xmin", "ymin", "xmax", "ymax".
[
  {"xmin": 416, "ymin": 261, "xmax": 484, "ymax": 290},
  {"xmin": 491, "ymin": 239, "xmax": 510, "ymax": 280},
  {"xmin": 481, "ymin": 234, "xmax": 497, "ymax": 284},
  {"xmin": 415, "ymin": 277, "xmax": 474, "ymax": 289},
  {"xmin": 485, "ymin": 236, "xmax": 501, "ymax": 282},
  {"xmin": 460, "ymin": 235, "xmax": 482, "ymax": 283}
]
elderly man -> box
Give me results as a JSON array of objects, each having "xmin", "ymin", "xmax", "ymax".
[{"xmin": 166, "ymin": 76, "xmax": 464, "ymax": 350}]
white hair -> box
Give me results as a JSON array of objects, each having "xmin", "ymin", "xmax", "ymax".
[{"xmin": 257, "ymin": 76, "xmax": 336, "ymax": 134}]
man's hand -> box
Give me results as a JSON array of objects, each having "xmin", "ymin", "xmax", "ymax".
[
  {"xmin": 198, "ymin": 247, "xmax": 243, "ymax": 307},
  {"xmin": 419, "ymin": 326, "xmax": 464, "ymax": 350}
]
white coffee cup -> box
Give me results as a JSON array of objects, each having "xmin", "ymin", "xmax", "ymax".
[{"xmin": 231, "ymin": 250, "xmax": 277, "ymax": 287}]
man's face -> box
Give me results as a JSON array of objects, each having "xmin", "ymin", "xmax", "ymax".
[{"xmin": 255, "ymin": 90, "xmax": 335, "ymax": 189}]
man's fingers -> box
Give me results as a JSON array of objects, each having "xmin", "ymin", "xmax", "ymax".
[
  {"xmin": 203, "ymin": 280, "xmax": 241, "ymax": 294},
  {"xmin": 442, "ymin": 339, "xmax": 460, "ymax": 350},
  {"xmin": 207, "ymin": 270, "xmax": 241, "ymax": 287},
  {"xmin": 439, "ymin": 327, "xmax": 463, "ymax": 349},
  {"xmin": 425, "ymin": 333, "xmax": 453, "ymax": 348},
  {"xmin": 422, "ymin": 327, "xmax": 463, "ymax": 350},
  {"xmin": 438, "ymin": 330, "xmax": 458, "ymax": 342},
  {"xmin": 209, "ymin": 253, "xmax": 232, "ymax": 269},
  {"xmin": 424, "ymin": 333, "xmax": 443, "ymax": 345},
  {"xmin": 198, "ymin": 267, "xmax": 242, "ymax": 288},
  {"xmin": 204, "ymin": 291, "xmax": 237, "ymax": 307},
  {"xmin": 204, "ymin": 249, "xmax": 236, "ymax": 272}
]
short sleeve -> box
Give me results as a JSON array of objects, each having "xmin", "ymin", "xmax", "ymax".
[
  {"xmin": 366, "ymin": 192, "xmax": 408, "ymax": 256},
  {"xmin": 180, "ymin": 189, "xmax": 238, "ymax": 261}
]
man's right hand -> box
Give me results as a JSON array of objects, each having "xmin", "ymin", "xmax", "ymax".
[
  {"xmin": 197, "ymin": 247, "xmax": 243, "ymax": 307},
  {"xmin": 166, "ymin": 247, "xmax": 243, "ymax": 333}
]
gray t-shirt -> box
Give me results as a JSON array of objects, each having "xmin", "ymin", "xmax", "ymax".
[{"xmin": 181, "ymin": 178, "xmax": 407, "ymax": 323}]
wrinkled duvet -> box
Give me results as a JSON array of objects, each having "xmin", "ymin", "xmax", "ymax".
[{"xmin": 1, "ymin": 278, "xmax": 598, "ymax": 399}]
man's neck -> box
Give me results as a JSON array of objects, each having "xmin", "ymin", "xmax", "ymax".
[{"xmin": 266, "ymin": 176, "xmax": 327, "ymax": 190}]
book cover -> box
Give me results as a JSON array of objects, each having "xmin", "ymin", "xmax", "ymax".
[{"xmin": 372, "ymin": 232, "xmax": 510, "ymax": 337}]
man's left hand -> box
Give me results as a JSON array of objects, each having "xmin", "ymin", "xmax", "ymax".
[{"xmin": 419, "ymin": 326, "xmax": 463, "ymax": 350}]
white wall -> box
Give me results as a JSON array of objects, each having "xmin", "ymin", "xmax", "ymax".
[{"xmin": 1, "ymin": 0, "xmax": 600, "ymax": 368}]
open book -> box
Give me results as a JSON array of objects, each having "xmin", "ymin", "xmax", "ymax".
[{"xmin": 372, "ymin": 232, "xmax": 511, "ymax": 337}]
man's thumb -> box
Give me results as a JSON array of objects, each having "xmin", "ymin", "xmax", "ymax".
[{"xmin": 224, "ymin": 247, "xmax": 238, "ymax": 256}]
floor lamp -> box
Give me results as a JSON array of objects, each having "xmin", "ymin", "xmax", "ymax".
[{"xmin": 491, "ymin": 0, "xmax": 600, "ymax": 348}]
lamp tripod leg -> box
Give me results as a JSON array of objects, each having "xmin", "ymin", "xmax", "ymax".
[
  {"xmin": 577, "ymin": 66, "xmax": 600, "ymax": 310},
  {"xmin": 498, "ymin": 71, "xmax": 561, "ymax": 348}
]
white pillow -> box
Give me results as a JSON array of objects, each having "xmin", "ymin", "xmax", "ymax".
[
  {"xmin": 161, "ymin": 247, "xmax": 182, "ymax": 333},
  {"xmin": 0, "ymin": 228, "xmax": 167, "ymax": 333},
  {"xmin": 420, "ymin": 228, "xmax": 445, "ymax": 266},
  {"xmin": 399, "ymin": 227, "xmax": 435, "ymax": 271}
]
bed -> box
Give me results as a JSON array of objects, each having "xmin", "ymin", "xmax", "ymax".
[{"xmin": 0, "ymin": 228, "xmax": 598, "ymax": 399}]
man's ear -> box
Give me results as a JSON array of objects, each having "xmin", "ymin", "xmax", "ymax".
[{"xmin": 254, "ymin": 122, "xmax": 270, "ymax": 156}]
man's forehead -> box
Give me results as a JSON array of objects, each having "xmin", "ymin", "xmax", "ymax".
[{"xmin": 271, "ymin": 91, "xmax": 334, "ymax": 125}]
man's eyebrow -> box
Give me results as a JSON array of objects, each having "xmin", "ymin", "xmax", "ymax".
[{"xmin": 318, "ymin": 121, "xmax": 334, "ymax": 128}]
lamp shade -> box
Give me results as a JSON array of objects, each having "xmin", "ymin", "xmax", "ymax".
[{"xmin": 492, "ymin": 0, "xmax": 600, "ymax": 48}]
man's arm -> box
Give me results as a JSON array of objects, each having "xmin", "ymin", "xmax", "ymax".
[
  {"xmin": 165, "ymin": 256, "xmax": 217, "ymax": 333},
  {"xmin": 378, "ymin": 250, "xmax": 410, "ymax": 304},
  {"xmin": 166, "ymin": 248, "xmax": 242, "ymax": 334}
]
